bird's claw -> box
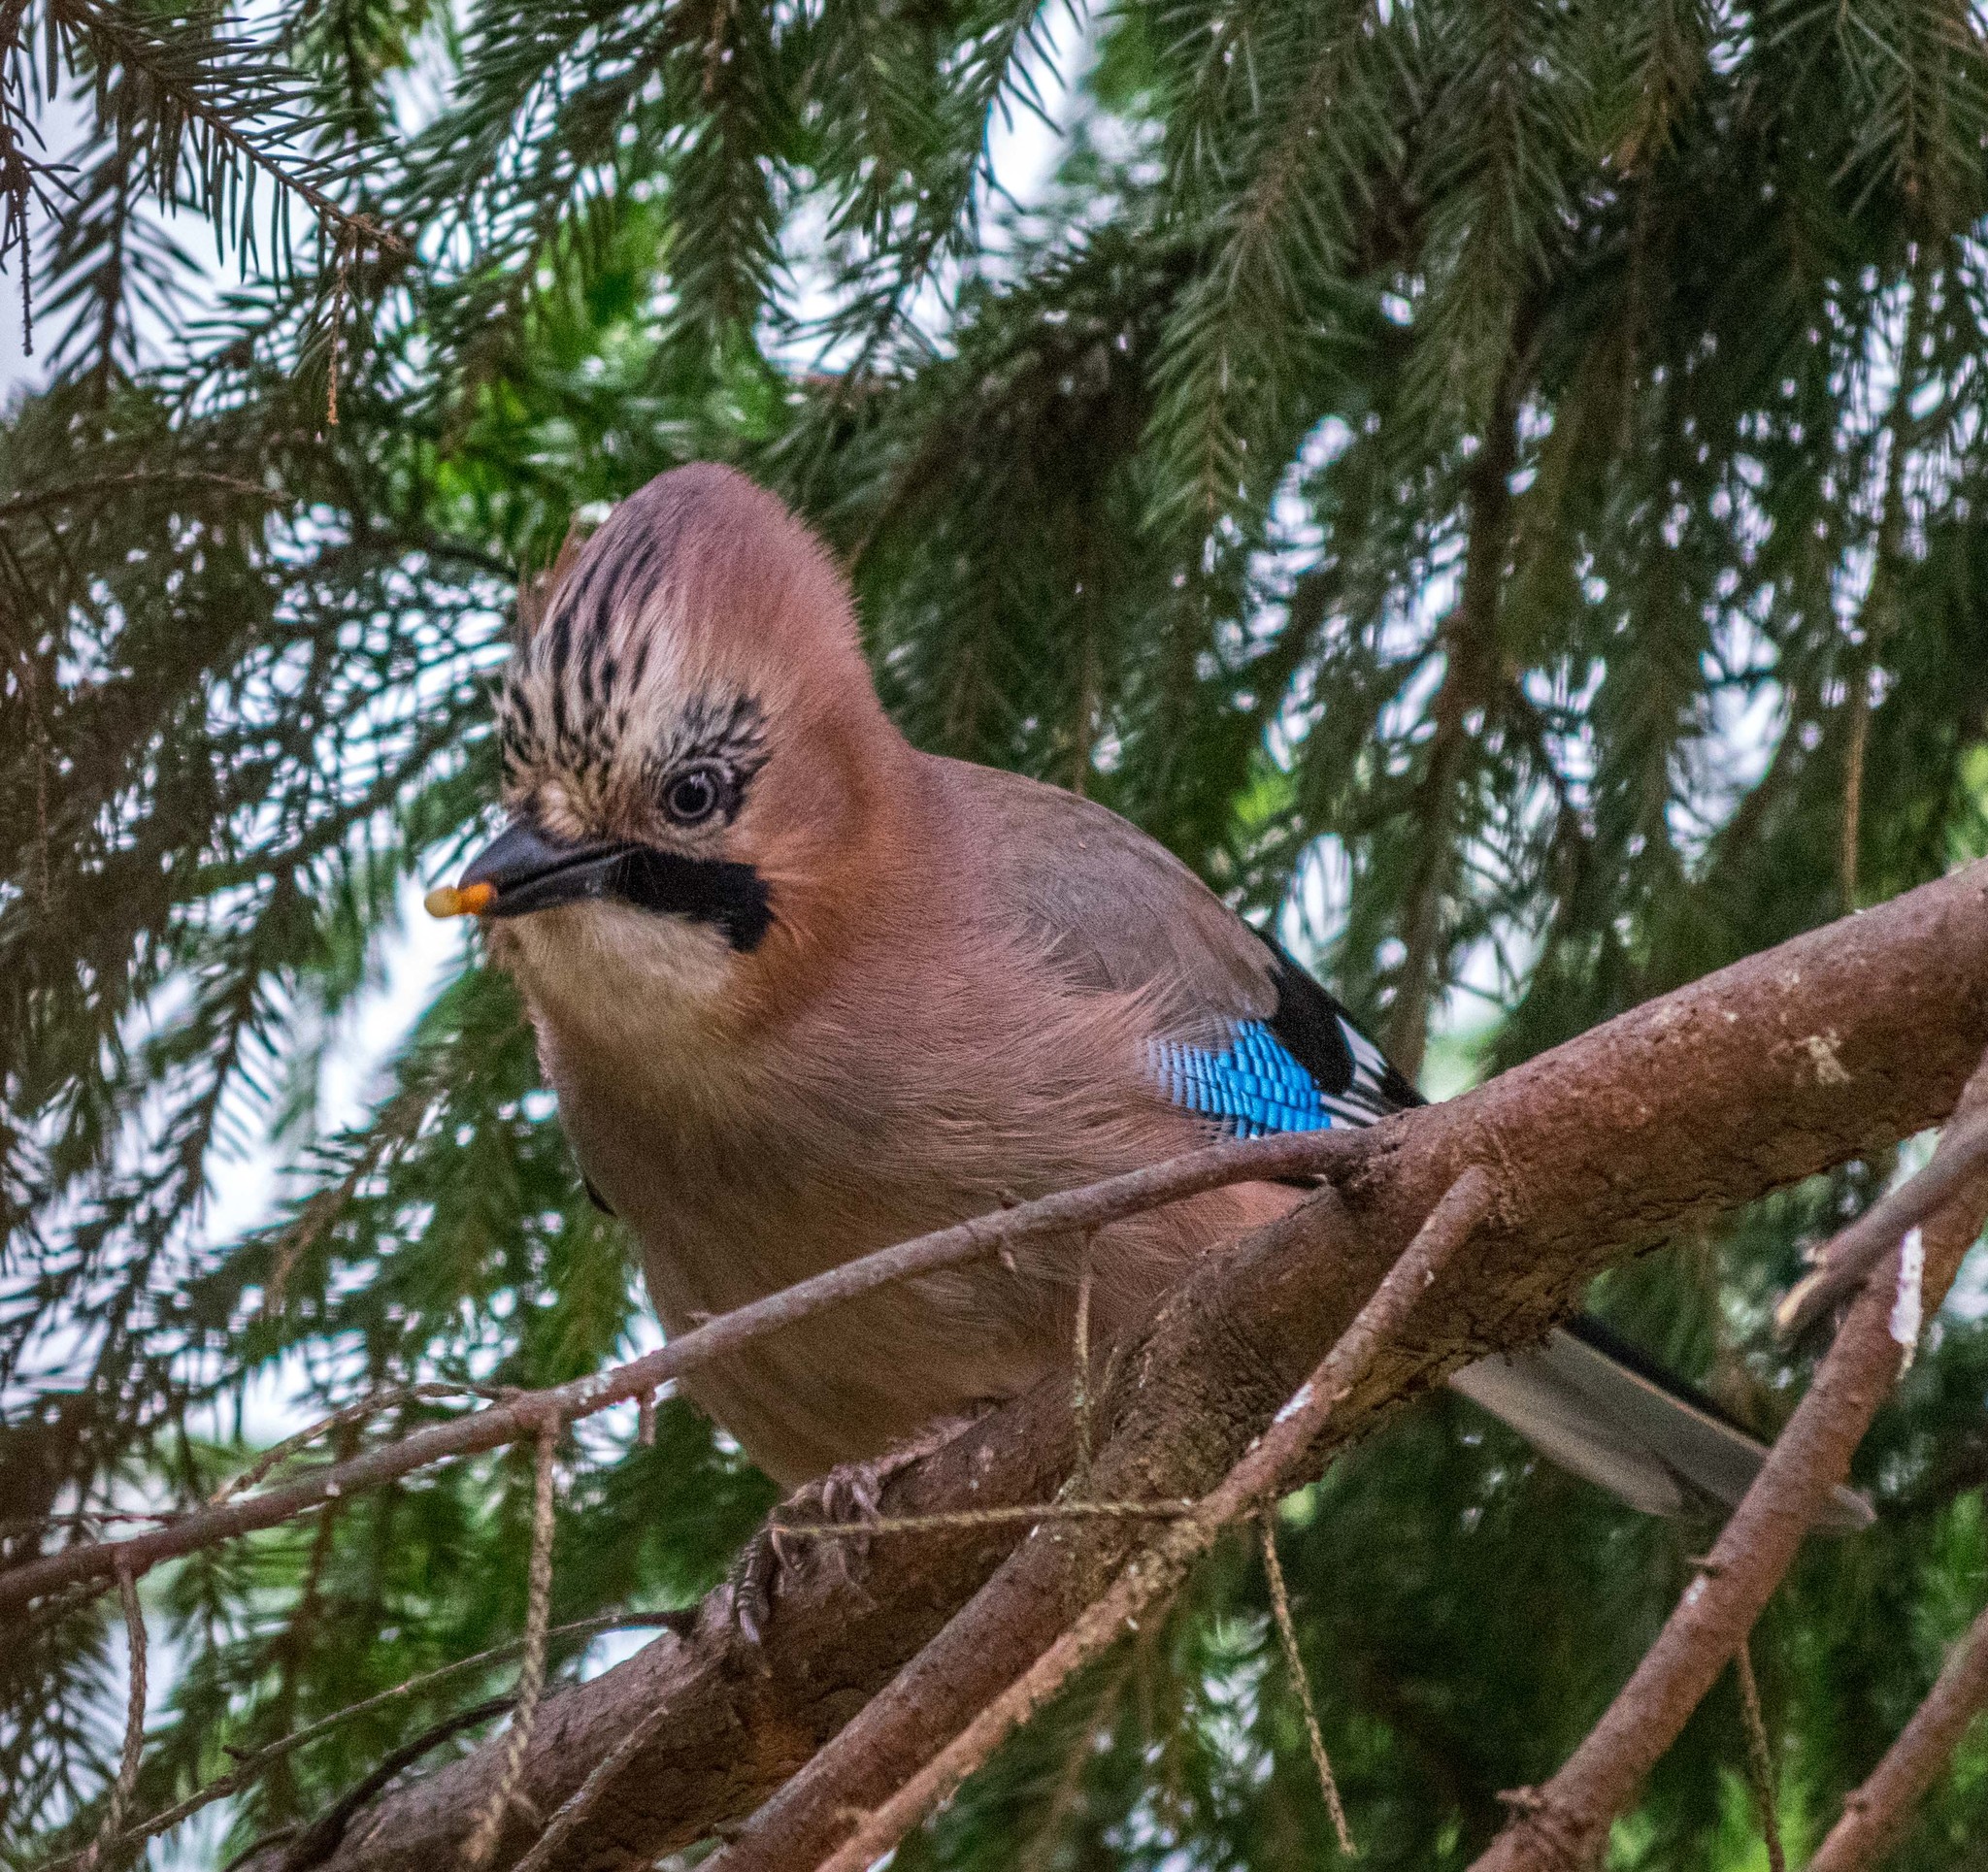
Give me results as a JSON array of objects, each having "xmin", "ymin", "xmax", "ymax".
[
  {"xmin": 726, "ymin": 1410, "xmax": 991, "ymax": 1649},
  {"xmin": 728, "ymin": 1531, "xmax": 778, "ymax": 1651},
  {"xmin": 728, "ymin": 1454, "xmax": 891, "ymax": 1649}
]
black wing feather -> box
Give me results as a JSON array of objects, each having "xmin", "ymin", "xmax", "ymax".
[{"xmin": 1256, "ymin": 936, "xmax": 1425, "ymax": 1121}]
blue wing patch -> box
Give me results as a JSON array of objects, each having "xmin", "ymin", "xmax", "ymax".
[
  {"xmin": 1153, "ymin": 1023, "xmax": 1337, "ymax": 1136},
  {"xmin": 1150, "ymin": 938, "xmax": 1423, "ymax": 1137},
  {"xmin": 1152, "ymin": 1018, "xmax": 1403, "ymax": 1137}
]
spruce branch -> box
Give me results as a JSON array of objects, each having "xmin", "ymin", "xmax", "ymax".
[{"xmin": 51, "ymin": 0, "xmax": 403, "ymax": 256}]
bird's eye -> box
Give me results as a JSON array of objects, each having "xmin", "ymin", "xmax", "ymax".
[{"xmin": 664, "ymin": 764, "xmax": 724, "ymax": 826}]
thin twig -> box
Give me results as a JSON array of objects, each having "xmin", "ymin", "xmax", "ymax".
[
  {"xmin": 259, "ymin": 1078, "xmax": 436, "ymax": 1320},
  {"xmin": 1073, "ymin": 1237, "xmax": 1095, "ymax": 1499},
  {"xmin": 1, "ymin": 1127, "xmax": 1364, "ymax": 1612},
  {"xmin": 770, "ymin": 1500, "xmax": 1196, "ymax": 1541},
  {"xmin": 0, "ymin": 1508, "xmax": 180, "ymax": 1537},
  {"xmin": 0, "ymin": 469, "xmax": 284, "ymax": 520},
  {"xmin": 213, "ymin": 1383, "xmax": 505, "ymax": 1506},
  {"xmin": 45, "ymin": 1616, "xmax": 684, "ymax": 1871},
  {"xmin": 324, "ymin": 235, "xmax": 350, "ymax": 429},
  {"xmin": 1260, "ymin": 1506, "xmax": 1354, "ymax": 1856},
  {"xmin": 1838, "ymin": 250, "xmax": 1927, "ymax": 914},
  {"xmin": 510, "ymin": 1690, "xmax": 680, "ymax": 1872},
  {"xmin": 1777, "ymin": 1101, "xmax": 1988, "ymax": 1333},
  {"xmin": 463, "ymin": 1421, "xmax": 559, "ymax": 1868},
  {"xmin": 1840, "ymin": 680, "xmax": 1868, "ymax": 910},
  {"xmin": 1010, "ymin": 1659, "xmax": 1132, "ymax": 1872},
  {"xmin": 275, "ymin": 1697, "xmax": 514, "ymax": 1872},
  {"xmin": 82, "ymin": 1566, "xmax": 147, "ymax": 1871},
  {"xmin": 1806, "ymin": 1591, "xmax": 1988, "ymax": 1871},
  {"xmin": 803, "ymin": 1166, "xmax": 1496, "ymax": 1872},
  {"xmin": 1733, "ymin": 1639, "xmax": 1785, "ymax": 1872}
]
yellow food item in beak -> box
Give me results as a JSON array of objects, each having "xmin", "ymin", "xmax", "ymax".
[{"xmin": 424, "ymin": 881, "xmax": 496, "ymax": 919}]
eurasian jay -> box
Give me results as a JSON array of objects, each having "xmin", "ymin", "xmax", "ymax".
[{"xmin": 431, "ymin": 463, "xmax": 1870, "ymax": 1534}]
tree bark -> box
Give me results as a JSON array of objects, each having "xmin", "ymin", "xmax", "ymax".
[
  {"xmin": 240, "ymin": 861, "xmax": 1988, "ymax": 1872},
  {"xmin": 1806, "ymin": 1574, "xmax": 1988, "ymax": 1867}
]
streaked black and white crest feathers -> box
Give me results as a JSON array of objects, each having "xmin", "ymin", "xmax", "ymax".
[{"xmin": 495, "ymin": 581, "xmax": 771, "ymax": 838}]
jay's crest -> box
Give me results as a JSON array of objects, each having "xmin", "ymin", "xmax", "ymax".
[
  {"xmin": 470, "ymin": 464, "xmax": 908, "ymax": 973},
  {"xmin": 493, "ymin": 472, "xmax": 813, "ymax": 850}
]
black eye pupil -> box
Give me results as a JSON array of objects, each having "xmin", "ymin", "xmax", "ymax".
[{"xmin": 668, "ymin": 770, "xmax": 719, "ymax": 822}]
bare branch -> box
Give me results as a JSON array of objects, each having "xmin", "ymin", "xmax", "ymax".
[
  {"xmin": 1806, "ymin": 1597, "xmax": 1988, "ymax": 1871},
  {"xmin": 798, "ymin": 1168, "xmax": 1494, "ymax": 1872},
  {"xmin": 1777, "ymin": 1100, "xmax": 1988, "ymax": 1333},
  {"xmin": 0, "ymin": 1127, "xmax": 1363, "ymax": 1612},
  {"xmin": 210, "ymin": 1383, "xmax": 507, "ymax": 1507},
  {"xmin": 1468, "ymin": 1047, "xmax": 1988, "ymax": 1872}
]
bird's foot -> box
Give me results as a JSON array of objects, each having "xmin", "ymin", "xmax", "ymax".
[
  {"xmin": 727, "ymin": 1452, "xmax": 900, "ymax": 1650},
  {"xmin": 727, "ymin": 1411, "xmax": 990, "ymax": 1648}
]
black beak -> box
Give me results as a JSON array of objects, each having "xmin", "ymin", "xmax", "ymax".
[
  {"xmin": 425, "ymin": 819, "xmax": 775, "ymax": 951},
  {"xmin": 433, "ymin": 820, "xmax": 637, "ymax": 920}
]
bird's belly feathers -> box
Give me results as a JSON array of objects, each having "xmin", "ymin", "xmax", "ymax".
[
  {"xmin": 577, "ymin": 1121, "xmax": 1054, "ymax": 1484},
  {"xmin": 553, "ymin": 1057, "xmax": 1283, "ymax": 1486}
]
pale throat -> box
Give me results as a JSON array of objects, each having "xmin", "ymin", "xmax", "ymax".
[{"xmin": 500, "ymin": 901, "xmax": 745, "ymax": 1078}]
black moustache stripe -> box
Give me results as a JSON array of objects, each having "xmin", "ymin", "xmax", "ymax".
[{"xmin": 609, "ymin": 848, "xmax": 773, "ymax": 952}]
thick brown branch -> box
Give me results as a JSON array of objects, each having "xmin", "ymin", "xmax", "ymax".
[
  {"xmin": 228, "ymin": 862, "xmax": 1988, "ymax": 1872},
  {"xmin": 1806, "ymin": 1596, "xmax": 1988, "ymax": 1869},
  {"xmin": 1469, "ymin": 1045, "xmax": 1988, "ymax": 1872}
]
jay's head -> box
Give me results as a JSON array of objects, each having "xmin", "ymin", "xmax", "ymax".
[{"xmin": 435, "ymin": 465, "xmax": 904, "ymax": 1014}]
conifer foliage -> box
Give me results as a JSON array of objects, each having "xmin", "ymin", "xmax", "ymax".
[{"xmin": 6, "ymin": 1, "xmax": 1988, "ymax": 1866}]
